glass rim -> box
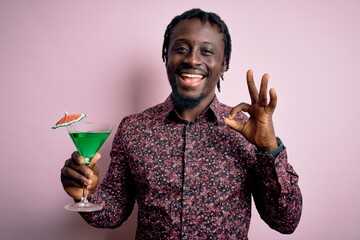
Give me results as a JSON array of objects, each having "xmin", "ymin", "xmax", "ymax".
[{"xmin": 67, "ymin": 121, "xmax": 114, "ymax": 132}]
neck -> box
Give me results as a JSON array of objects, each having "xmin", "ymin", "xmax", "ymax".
[{"xmin": 175, "ymin": 94, "xmax": 215, "ymax": 122}]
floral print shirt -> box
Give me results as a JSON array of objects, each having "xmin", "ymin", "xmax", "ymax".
[{"xmin": 81, "ymin": 95, "xmax": 302, "ymax": 239}]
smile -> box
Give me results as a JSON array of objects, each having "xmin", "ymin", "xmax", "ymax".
[
  {"xmin": 181, "ymin": 73, "xmax": 204, "ymax": 79},
  {"xmin": 179, "ymin": 73, "xmax": 205, "ymax": 87}
]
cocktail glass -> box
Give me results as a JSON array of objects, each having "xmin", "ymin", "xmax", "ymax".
[{"xmin": 65, "ymin": 121, "xmax": 113, "ymax": 212}]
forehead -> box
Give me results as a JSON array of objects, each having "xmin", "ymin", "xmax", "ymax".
[{"xmin": 170, "ymin": 18, "xmax": 224, "ymax": 46}]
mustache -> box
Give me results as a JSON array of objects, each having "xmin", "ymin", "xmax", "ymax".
[{"xmin": 175, "ymin": 64, "xmax": 207, "ymax": 75}]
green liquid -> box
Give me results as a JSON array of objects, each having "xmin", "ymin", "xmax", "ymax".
[{"xmin": 69, "ymin": 131, "xmax": 110, "ymax": 164}]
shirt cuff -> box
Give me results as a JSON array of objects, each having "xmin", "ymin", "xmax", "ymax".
[{"xmin": 256, "ymin": 137, "xmax": 285, "ymax": 158}]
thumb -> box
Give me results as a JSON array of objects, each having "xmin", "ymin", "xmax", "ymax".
[{"xmin": 88, "ymin": 152, "xmax": 101, "ymax": 168}]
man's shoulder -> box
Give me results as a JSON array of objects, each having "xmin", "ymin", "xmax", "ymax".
[{"xmin": 121, "ymin": 100, "xmax": 169, "ymax": 125}]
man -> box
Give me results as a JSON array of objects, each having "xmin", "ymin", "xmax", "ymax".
[{"xmin": 61, "ymin": 8, "xmax": 302, "ymax": 239}]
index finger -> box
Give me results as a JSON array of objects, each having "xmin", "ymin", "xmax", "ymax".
[
  {"xmin": 71, "ymin": 151, "xmax": 84, "ymax": 165},
  {"xmin": 246, "ymin": 69, "xmax": 259, "ymax": 104}
]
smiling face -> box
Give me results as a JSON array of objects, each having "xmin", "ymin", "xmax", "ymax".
[{"xmin": 166, "ymin": 18, "xmax": 228, "ymax": 109}]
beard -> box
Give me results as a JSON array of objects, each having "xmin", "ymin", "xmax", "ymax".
[{"xmin": 170, "ymin": 84, "xmax": 206, "ymax": 110}]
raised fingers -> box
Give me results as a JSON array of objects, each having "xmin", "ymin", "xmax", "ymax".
[
  {"xmin": 246, "ymin": 69, "xmax": 259, "ymax": 104},
  {"xmin": 259, "ymin": 73, "xmax": 270, "ymax": 106},
  {"xmin": 268, "ymin": 87, "xmax": 277, "ymax": 110}
]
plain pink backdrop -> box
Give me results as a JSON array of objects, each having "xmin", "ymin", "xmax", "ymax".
[{"xmin": 1, "ymin": 0, "xmax": 359, "ymax": 239}]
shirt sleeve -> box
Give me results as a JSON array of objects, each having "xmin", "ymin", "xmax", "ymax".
[
  {"xmin": 250, "ymin": 139, "xmax": 303, "ymax": 234},
  {"xmin": 79, "ymin": 120, "xmax": 136, "ymax": 229}
]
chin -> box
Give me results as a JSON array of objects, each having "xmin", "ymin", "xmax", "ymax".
[{"xmin": 171, "ymin": 89, "xmax": 205, "ymax": 109}]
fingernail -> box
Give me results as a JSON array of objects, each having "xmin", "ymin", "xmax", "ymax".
[{"xmin": 85, "ymin": 169, "xmax": 93, "ymax": 178}]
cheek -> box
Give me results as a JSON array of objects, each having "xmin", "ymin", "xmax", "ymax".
[
  {"xmin": 166, "ymin": 56, "xmax": 178, "ymax": 72},
  {"xmin": 207, "ymin": 60, "xmax": 224, "ymax": 78},
  {"xmin": 166, "ymin": 61, "xmax": 177, "ymax": 84},
  {"xmin": 166, "ymin": 63, "xmax": 174, "ymax": 78}
]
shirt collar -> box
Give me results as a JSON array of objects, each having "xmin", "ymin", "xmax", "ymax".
[{"xmin": 163, "ymin": 94, "xmax": 222, "ymax": 124}]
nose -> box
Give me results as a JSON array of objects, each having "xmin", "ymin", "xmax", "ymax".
[{"xmin": 184, "ymin": 50, "xmax": 201, "ymax": 67}]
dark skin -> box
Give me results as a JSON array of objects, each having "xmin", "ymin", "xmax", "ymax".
[
  {"xmin": 61, "ymin": 18, "xmax": 277, "ymax": 201},
  {"xmin": 166, "ymin": 18, "xmax": 227, "ymax": 121},
  {"xmin": 61, "ymin": 152, "xmax": 100, "ymax": 200},
  {"xmin": 224, "ymin": 69, "xmax": 278, "ymax": 151}
]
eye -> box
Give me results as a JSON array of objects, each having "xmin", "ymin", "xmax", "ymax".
[
  {"xmin": 201, "ymin": 47, "xmax": 214, "ymax": 56},
  {"xmin": 173, "ymin": 45, "xmax": 189, "ymax": 54}
]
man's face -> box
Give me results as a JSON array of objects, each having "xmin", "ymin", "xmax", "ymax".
[{"xmin": 166, "ymin": 18, "xmax": 227, "ymax": 109}]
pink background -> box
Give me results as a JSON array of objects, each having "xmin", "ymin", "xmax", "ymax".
[{"xmin": 1, "ymin": 0, "xmax": 359, "ymax": 239}]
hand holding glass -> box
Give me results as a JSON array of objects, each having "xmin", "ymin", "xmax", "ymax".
[{"xmin": 65, "ymin": 121, "xmax": 113, "ymax": 212}]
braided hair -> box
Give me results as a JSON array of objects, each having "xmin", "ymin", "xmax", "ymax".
[{"xmin": 162, "ymin": 8, "xmax": 232, "ymax": 91}]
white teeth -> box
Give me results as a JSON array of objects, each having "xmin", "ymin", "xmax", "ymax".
[{"xmin": 181, "ymin": 73, "xmax": 203, "ymax": 79}]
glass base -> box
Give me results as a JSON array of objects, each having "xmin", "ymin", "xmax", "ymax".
[{"xmin": 65, "ymin": 202, "xmax": 103, "ymax": 212}]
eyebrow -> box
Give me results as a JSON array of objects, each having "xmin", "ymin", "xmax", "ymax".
[{"xmin": 172, "ymin": 38, "xmax": 216, "ymax": 46}]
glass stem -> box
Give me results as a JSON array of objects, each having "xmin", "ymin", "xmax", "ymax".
[
  {"xmin": 81, "ymin": 185, "xmax": 88, "ymax": 204},
  {"xmin": 81, "ymin": 157, "xmax": 90, "ymax": 204}
]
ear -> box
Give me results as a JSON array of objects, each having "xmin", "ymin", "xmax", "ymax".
[{"xmin": 222, "ymin": 59, "xmax": 228, "ymax": 72}]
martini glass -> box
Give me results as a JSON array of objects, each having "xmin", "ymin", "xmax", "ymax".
[{"xmin": 65, "ymin": 121, "xmax": 113, "ymax": 212}]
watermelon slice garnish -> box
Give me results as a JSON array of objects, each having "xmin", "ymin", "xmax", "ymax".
[{"xmin": 52, "ymin": 112, "xmax": 86, "ymax": 129}]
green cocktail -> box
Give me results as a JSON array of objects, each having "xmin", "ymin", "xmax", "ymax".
[
  {"xmin": 69, "ymin": 132, "xmax": 111, "ymax": 165},
  {"xmin": 65, "ymin": 121, "xmax": 113, "ymax": 212}
]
